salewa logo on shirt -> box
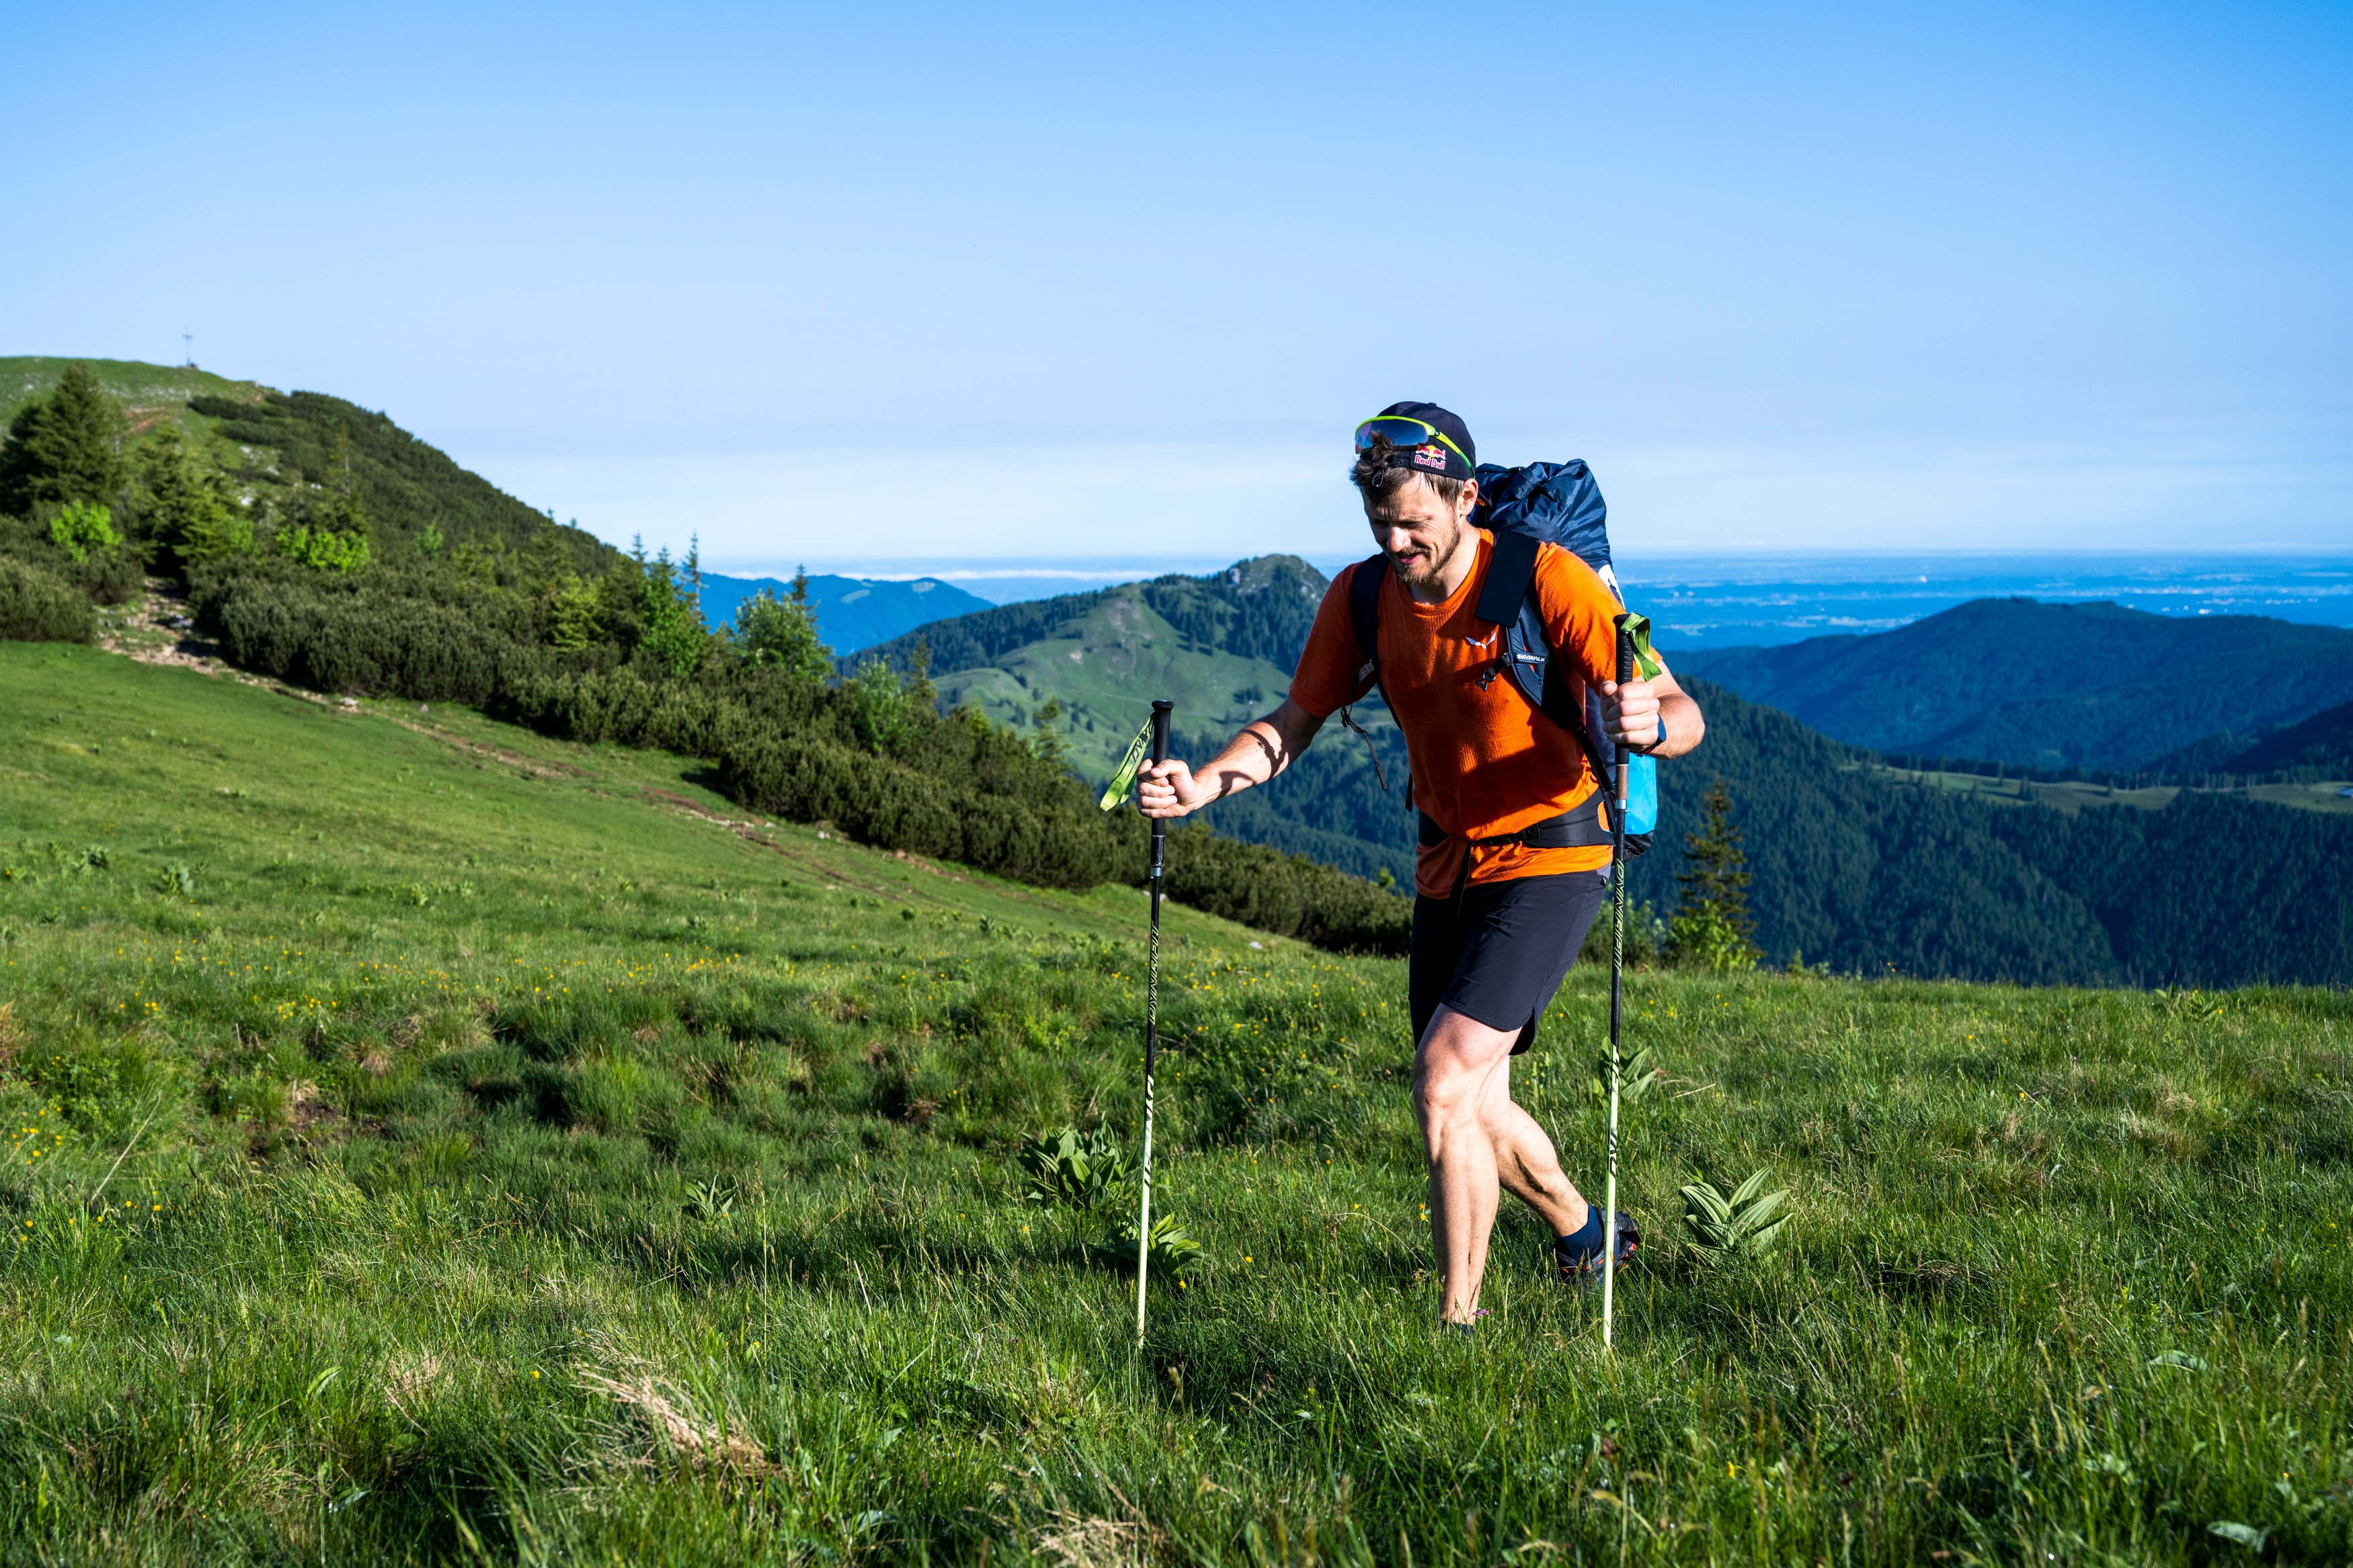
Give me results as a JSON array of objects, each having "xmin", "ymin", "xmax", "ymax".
[{"xmin": 1462, "ymin": 629, "xmax": 1497, "ymax": 651}]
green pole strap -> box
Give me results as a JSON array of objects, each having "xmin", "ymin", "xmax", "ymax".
[
  {"xmin": 1622, "ymin": 613, "xmax": 1663, "ymax": 682},
  {"xmin": 1099, "ymin": 716, "xmax": 1155, "ymax": 812}
]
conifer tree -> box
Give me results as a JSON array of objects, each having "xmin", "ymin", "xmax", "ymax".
[
  {"xmin": 306, "ymin": 431, "xmax": 372, "ymax": 538},
  {"xmin": 1031, "ymin": 693, "xmax": 1070, "ymax": 770},
  {"xmin": 136, "ymin": 428, "xmax": 250, "ymax": 565},
  {"xmin": 1669, "ymin": 780, "xmax": 1762, "ymax": 971},
  {"xmin": 0, "ymin": 364, "xmax": 127, "ymax": 516},
  {"xmin": 731, "ymin": 587, "xmax": 831, "ymax": 681}
]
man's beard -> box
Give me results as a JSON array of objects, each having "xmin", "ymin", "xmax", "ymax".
[{"xmin": 1387, "ymin": 524, "xmax": 1468, "ymax": 589}]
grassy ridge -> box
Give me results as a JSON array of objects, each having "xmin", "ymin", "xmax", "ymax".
[
  {"xmin": 3, "ymin": 645, "xmax": 2351, "ymax": 1563},
  {"xmin": 0, "ymin": 357, "xmax": 264, "ymax": 430}
]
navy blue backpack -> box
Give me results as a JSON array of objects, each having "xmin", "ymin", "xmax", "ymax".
[{"xmin": 1341, "ymin": 459, "xmax": 1659, "ymax": 860}]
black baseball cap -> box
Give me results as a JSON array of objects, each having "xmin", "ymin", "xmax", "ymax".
[{"xmin": 1353, "ymin": 401, "xmax": 1476, "ymax": 482}]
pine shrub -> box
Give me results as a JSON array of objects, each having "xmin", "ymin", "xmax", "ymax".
[{"xmin": 0, "ymin": 556, "xmax": 96, "ymax": 643}]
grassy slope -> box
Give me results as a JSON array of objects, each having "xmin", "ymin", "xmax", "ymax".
[{"xmin": 2, "ymin": 646, "xmax": 2351, "ymax": 1564}]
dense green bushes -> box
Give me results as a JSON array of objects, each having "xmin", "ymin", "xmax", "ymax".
[
  {"xmin": 0, "ymin": 514, "xmax": 141, "ymax": 608},
  {"xmin": 718, "ymin": 726, "xmax": 1122, "ymax": 891},
  {"xmin": 0, "ymin": 556, "xmax": 95, "ymax": 643},
  {"xmin": 1158, "ymin": 825, "xmax": 1410, "ymax": 953},
  {"xmin": 211, "ymin": 573, "xmax": 525, "ymax": 702}
]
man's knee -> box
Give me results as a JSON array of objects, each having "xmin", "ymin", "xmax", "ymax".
[
  {"xmin": 1413, "ymin": 1010, "xmax": 1507, "ymax": 1129},
  {"xmin": 1414, "ymin": 1054, "xmax": 1480, "ymax": 1126}
]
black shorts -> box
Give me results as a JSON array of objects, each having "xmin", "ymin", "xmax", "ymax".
[{"xmin": 1410, "ymin": 870, "xmax": 1609, "ymax": 1056}]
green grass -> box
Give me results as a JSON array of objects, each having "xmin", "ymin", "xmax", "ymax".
[{"xmin": 1, "ymin": 640, "xmax": 2350, "ymax": 1565}]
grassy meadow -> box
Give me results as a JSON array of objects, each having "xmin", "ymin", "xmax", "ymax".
[{"xmin": 1, "ymin": 640, "xmax": 2348, "ymax": 1565}]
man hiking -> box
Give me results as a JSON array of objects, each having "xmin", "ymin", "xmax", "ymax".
[{"xmin": 1138, "ymin": 403, "xmax": 1706, "ymax": 1327}]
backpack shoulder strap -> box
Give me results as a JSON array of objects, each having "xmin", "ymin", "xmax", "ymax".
[
  {"xmin": 1502, "ymin": 552, "xmax": 1642, "ymax": 846},
  {"xmin": 1346, "ymin": 552, "xmax": 1386, "ymax": 699},
  {"xmin": 1474, "ymin": 528, "xmax": 1541, "ymax": 628},
  {"xmin": 1337, "ymin": 554, "xmax": 1394, "ymax": 794}
]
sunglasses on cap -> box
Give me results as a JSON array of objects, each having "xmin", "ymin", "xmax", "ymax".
[{"xmin": 1353, "ymin": 415, "xmax": 1472, "ymax": 469}]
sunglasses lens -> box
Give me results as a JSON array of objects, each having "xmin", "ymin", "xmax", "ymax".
[{"xmin": 1355, "ymin": 417, "xmax": 1437, "ymax": 450}]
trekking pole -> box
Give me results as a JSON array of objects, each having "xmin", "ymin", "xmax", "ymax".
[
  {"xmin": 1602, "ymin": 618, "xmax": 1632, "ymax": 1350},
  {"xmin": 1135, "ymin": 698, "xmax": 1173, "ymax": 1349}
]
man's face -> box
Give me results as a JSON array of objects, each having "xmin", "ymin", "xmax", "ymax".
[{"xmin": 1365, "ymin": 474, "xmax": 1478, "ymax": 590}]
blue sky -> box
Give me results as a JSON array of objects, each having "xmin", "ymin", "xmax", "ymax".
[{"xmin": 5, "ymin": 1, "xmax": 2347, "ymax": 578}]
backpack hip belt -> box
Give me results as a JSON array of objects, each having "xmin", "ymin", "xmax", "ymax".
[
  {"xmin": 1417, "ymin": 803, "xmax": 1613, "ymax": 854},
  {"xmin": 1417, "ymin": 798, "xmax": 1617, "ymax": 910}
]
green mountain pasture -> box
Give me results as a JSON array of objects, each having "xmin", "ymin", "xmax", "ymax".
[{"xmin": 858, "ymin": 553, "xmax": 1342, "ymax": 783}]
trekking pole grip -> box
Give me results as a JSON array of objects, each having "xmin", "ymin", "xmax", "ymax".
[
  {"xmin": 1611, "ymin": 615, "xmax": 1633, "ymax": 808},
  {"xmin": 1150, "ymin": 699, "xmax": 1172, "ymax": 770}
]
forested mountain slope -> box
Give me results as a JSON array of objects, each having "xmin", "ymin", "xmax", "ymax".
[
  {"xmin": 1618, "ymin": 683, "xmax": 2353, "ymax": 987},
  {"xmin": 1674, "ymin": 599, "xmax": 2353, "ymax": 771},
  {"xmin": 2226, "ymin": 698, "xmax": 2353, "ymax": 776}
]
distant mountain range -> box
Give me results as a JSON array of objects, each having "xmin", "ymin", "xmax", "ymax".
[
  {"xmin": 698, "ymin": 572, "xmax": 992, "ymax": 656},
  {"xmin": 1671, "ymin": 599, "xmax": 2353, "ymax": 773}
]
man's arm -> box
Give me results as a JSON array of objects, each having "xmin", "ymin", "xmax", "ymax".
[
  {"xmin": 1600, "ymin": 667, "xmax": 1703, "ymax": 759},
  {"xmin": 1138, "ymin": 697, "xmax": 1326, "ymax": 819}
]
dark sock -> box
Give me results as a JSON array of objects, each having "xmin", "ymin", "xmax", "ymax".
[{"xmin": 1556, "ymin": 1206, "xmax": 1605, "ymax": 1264}]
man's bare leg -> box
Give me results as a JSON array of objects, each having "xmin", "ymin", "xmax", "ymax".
[
  {"xmin": 1482, "ymin": 1055, "xmax": 1590, "ymax": 1235},
  {"xmin": 1414, "ymin": 1004, "xmax": 1596, "ymax": 1322}
]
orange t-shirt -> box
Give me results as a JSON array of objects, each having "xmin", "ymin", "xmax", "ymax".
[{"xmin": 1289, "ymin": 531, "xmax": 1633, "ymax": 898}]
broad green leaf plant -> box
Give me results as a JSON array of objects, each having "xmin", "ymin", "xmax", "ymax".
[
  {"xmin": 1016, "ymin": 1125, "xmax": 1133, "ymax": 1212},
  {"xmin": 1679, "ymin": 1167, "xmax": 1792, "ymax": 1264}
]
